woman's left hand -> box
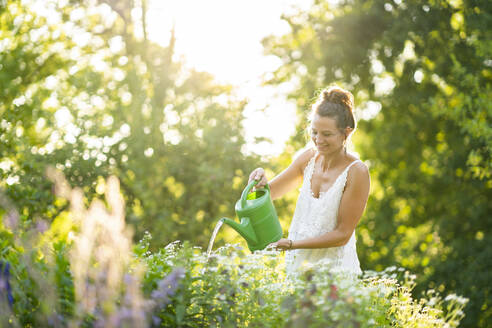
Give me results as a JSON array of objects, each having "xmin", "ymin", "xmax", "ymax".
[{"xmin": 269, "ymin": 238, "xmax": 293, "ymax": 251}]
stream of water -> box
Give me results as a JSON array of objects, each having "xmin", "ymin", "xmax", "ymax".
[{"xmin": 206, "ymin": 219, "xmax": 224, "ymax": 258}]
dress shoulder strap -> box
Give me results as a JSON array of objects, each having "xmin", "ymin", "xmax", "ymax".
[
  {"xmin": 341, "ymin": 159, "xmax": 362, "ymax": 190},
  {"xmin": 306, "ymin": 152, "xmax": 318, "ymax": 181},
  {"xmin": 345, "ymin": 159, "xmax": 362, "ymax": 173},
  {"xmin": 303, "ymin": 152, "xmax": 317, "ymax": 178}
]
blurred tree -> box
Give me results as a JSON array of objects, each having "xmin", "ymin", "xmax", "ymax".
[
  {"xmin": 0, "ymin": 0, "xmax": 259, "ymax": 249},
  {"xmin": 263, "ymin": 0, "xmax": 491, "ymax": 326}
]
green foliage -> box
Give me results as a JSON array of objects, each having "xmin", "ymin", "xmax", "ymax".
[
  {"xmin": 0, "ymin": 173, "xmax": 468, "ymax": 327},
  {"xmin": 53, "ymin": 240, "xmax": 75, "ymax": 323},
  {"xmin": 0, "ymin": 0, "xmax": 259, "ymax": 251},
  {"xmin": 1, "ymin": 236, "xmax": 469, "ymax": 327},
  {"xmin": 0, "ymin": 229, "xmax": 75, "ymax": 326},
  {"xmin": 1, "ymin": 0, "xmax": 488, "ymax": 326},
  {"xmin": 139, "ymin": 241, "xmax": 468, "ymax": 328},
  {"xmin": 263, "ymin": 0, "xmax": 491, "ymax": 326}
]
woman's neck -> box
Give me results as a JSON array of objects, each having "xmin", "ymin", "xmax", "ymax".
[{"xmin": 318, "ymin": 148, "xmax": 346, "ymax": 171}]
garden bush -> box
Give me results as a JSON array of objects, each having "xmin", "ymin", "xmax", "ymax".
[
  {"xmin": 138, "ymin": 240, "xmax": 467, "ymax": 328},
  {"xmin": 0, "ymin": 174, "xmax": 467, "ymax": 327}
]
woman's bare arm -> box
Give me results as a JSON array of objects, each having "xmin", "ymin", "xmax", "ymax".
[
  {"xmin": 288, "ymin": 161, "xmax": 370, "ymax": 249},
  {"xmin": 248, "ymin": 148, "xmax": 314, "ymax": 200}
]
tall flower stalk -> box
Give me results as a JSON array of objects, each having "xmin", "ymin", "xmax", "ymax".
[{"xmin": 47, "ymin": 168, "xmax": 147, "ymax": 327}]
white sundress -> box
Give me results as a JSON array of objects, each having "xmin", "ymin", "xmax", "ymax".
[{"xmin": 285, "ymin": 153, "xmax": 363, "ymax": 276}]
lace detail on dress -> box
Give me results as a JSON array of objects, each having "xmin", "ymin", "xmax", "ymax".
[{"xmin": 285, "ymin": 153, "xmax": 362, "ymax": 275}]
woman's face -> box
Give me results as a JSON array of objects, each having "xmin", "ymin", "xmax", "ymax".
[{"xmin": 310, "ymin": 114, "xmax": 346, "ymax": 155}]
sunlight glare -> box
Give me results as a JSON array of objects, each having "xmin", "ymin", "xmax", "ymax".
[
  {"xmin": 147, "ymin": 0, "xmax": 312, "ymax": 155},
  {"xmin": 147, "ymin": 0, "xmax": 297, "ymax": 84}
]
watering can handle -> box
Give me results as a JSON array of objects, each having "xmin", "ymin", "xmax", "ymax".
[{"xmin": 240, "ymin": 179, "xmax": 270, "ymax": 209}]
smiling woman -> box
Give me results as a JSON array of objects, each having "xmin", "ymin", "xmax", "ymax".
[
  {"xmin": 309, "ymin": 87, "xmax": 356, "ymax": 157},
  {"xmin": 248, "ymin": 86, "xmax": 370, "ymax": 276}
]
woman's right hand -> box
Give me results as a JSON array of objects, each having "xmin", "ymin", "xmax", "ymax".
[{"xmin": 248, "ymin": 168, "xmax": 268, "ymax": 189}]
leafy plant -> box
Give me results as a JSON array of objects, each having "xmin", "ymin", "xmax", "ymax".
[{"xmin": 0, "ymin": 173, "xmax": 468, "ymax": 327}]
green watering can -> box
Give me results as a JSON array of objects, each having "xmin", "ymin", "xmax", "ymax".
[{"xmin": 220, "ymin": 180, "xmax": 283, "ymax": 252}]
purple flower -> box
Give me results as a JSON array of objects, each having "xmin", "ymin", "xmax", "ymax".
[
  {"xmin": 36, "ymin": 219, "xmax": 49, "ymax": 233},
  {"xmin": 151, "ymin": 267, "xmax": 185, "ymax": 306},
  {"xmin": 0, "ymin": 261, "xmax": 13, "ymax": 307},
  {"xmin": 152, "ymin": 315, "xmax": 161, "ymax": 325},
  {"xmin": 4, "ymin": 210, "xmax": 19, "ymax": 230}
]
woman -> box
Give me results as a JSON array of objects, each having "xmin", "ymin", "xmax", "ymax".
[{"xmin": 248, "ymin": 86, "xmax": 370, "ymax": 275}]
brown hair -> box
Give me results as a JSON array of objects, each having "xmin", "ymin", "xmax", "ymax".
[{"xmin": 311, "ymin": 86, "xmax": 355, "ymax": 132}]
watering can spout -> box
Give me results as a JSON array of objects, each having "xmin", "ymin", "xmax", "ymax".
[{"xmin": 220, "ymin": 217, "xmax": 258, "ymax": 246}]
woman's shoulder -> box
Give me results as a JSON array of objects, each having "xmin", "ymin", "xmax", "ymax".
[
  {"xmin": 346, "ymin": 157, "xmax": 370, "ymax": 182},
  {"xmin": 293, "ymin": 147, "xmax": 316, "ymax": 172},
  {"xmin": 295, "ymin": 147, "xmax": 316, "ymax": 161}
]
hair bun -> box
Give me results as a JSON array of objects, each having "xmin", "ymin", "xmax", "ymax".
[
  {"xmin": 311, "ymin": 85, "xmax": 355, "ymax": 130},
  {"xmin": 322, "ymin": 88, "xmax": 353, "ymax": 112}
]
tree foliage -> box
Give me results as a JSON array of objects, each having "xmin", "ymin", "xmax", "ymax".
[
  {"xmin": 263, "ymin": 0, "xmax": 491, "ymax": 326},
  {"xmin": 0, "ymin": 0, "xmax": 259, "ymax": 249}
]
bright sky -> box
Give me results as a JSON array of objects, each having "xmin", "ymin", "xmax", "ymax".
[{"xmin": 146, "ymin": 0, "xmax": 314, "ymax": 156}]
